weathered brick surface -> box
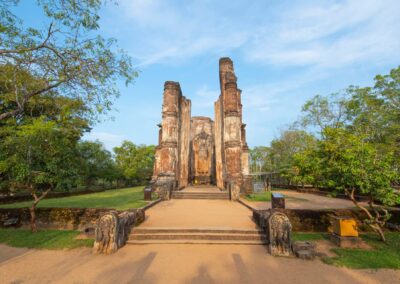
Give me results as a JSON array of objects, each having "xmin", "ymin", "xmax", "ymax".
[{"xmin": 152, "ymin": 58, "xmax": 253, "ymax": 195}]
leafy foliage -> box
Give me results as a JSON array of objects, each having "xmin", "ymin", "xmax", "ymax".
[
  {"xmin": 254, "ymin": 66, "xmax": 400, "ymax": 241},
  {"xmin": 0, "ymin": 0, "xmax": 137, "ymax": 121},
  {"xmin": 77, "ymin": 140, "xmax": 119, "ymax": 188},
  {"xmin": 114, "ymin": 141, "xmax": 155, "ymax": 185}
]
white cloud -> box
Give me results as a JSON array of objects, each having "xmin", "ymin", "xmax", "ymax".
[
  {"xmin": 247, "ymin": 0, "xmax": 400, "ymax": 68},
  {"xmin": 111, "ymin": 0, "xmax": 400, "ymax": 69},
  {"xmin": 101, "ymin": 0, "xmax": 400, "ymax": 147}
]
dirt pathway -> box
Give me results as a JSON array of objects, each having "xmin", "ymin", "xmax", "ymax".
[
  {"xmin": 140, "ymin": 199, "xmax": 258, "ymax": 229},
  {"xmin": 1, "ymin": 244, "xmax": 399, "ymax": 284}
]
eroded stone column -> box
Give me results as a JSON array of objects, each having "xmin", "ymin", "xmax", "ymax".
[
  {"xmin": 220, "ymin": 58, "xmax": 242, "ymax": 197},
  {"xmin": 214, "ymin": 97, "xmax": 224, "ymax": 189},
  {"xmin": 178, "ymin": 97, "xmax": 191, "ymax": 188}
]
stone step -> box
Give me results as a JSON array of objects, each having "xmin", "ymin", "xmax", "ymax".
[
  {"xmin": 128, "ymin": 227, "xmax": 267, "ymax": 245},
  {"xmin": 172, "ymin": 192, "xmax": 228, "ymax": 195},
  {"xmin": 171, "ymin": 192, "xmax": 229, "ymax": 199},
  {"xmin": 132, "ymin": 228, "xmax": 264, "ymax": 234},
  {"xmin": 172, "ymin": 196, "xmax": 229, "ymax": 200},
  {"xmin": 127, "ymin": 239, "xmax": 268, "ymax": 245},
  {"xmin": 129, "ymin": 233, "xmax": 267, "ymax": 241}
]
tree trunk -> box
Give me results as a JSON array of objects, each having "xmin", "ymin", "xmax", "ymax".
[
  {"xmin": 30, "ymin": 203, "xmax": 37, "ymax": 232},
  {"xmin": 29, "ymin": 187, "xmax": 52, "ymax": 233},
  {"xmin": 372, "ymin": 224, "xmax": 386, "ymax": 243},
  {"xmin": 345, "ymin": 188, "xmax": 386, "ymax": 242}
]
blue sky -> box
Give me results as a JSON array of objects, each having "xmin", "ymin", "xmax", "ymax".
[{"xmin": 17, "ymin": 0, "xmax": 400, "ymax": 150}]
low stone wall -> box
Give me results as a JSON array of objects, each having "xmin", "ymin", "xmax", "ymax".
[
  {"xmin": 253, "ymin": 208, "xmax": 400, "ymax": 232},
  {"xmin": 0, "ymin": 207, "xmax": 145, "ymax": 231}
]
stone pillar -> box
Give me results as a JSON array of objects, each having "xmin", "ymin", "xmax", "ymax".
[
  {"xmin": 159, "ymin": 81, "xmax": 181, "ymax": 187},
  {"xmin": 241, "ymin": 124, "xmax": 250, "ymax": 176},
  {"xmin": 178, "ymin": 97, "xmax": 191, "ymax": 188},
  {"xmin": 220, "ymin": 58, "xmax": 242, "ymax": 196},
  {"xmin": 214, "ymin": 97, "xmax": 224, "ymax": 189}
]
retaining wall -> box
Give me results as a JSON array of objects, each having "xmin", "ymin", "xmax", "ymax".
[
  {"xmin": 253, "ymin": 208, "xmax": 400, "ymax": 232},
  {"xmin": 0, "ymin": 207, "xmax": 145, "ymax": 230}
]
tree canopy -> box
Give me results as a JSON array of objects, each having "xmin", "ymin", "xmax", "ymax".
[
  {"xmin": 0, "ymin": 0, "xmax": 137, "ymax": 122},
  {"xmin": 114, "ymin": 141, "xmax": 155, "ymax": 186},
  {"xmin": 253, "ymin": 66, "xmax": 400, "ymax": 241}
]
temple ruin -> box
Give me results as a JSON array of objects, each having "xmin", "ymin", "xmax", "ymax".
[{"xmin": 151, "ymin": 57, "xmax": 252, "ymax": 199}]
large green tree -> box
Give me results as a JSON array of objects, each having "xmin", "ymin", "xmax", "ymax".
[
  {"xmin": 292, "ymin": 66, "xmax": 400, "ymax": 241},
  {"xmin": 269, "ymin": 130, "xmax": 317, "ymax": 174},
  {"xmin": 114, "ymin": 141, "xmax": 155, "ymax": 186},
  {"xmin": 0, "ymin": 117, "xmax": 83, "ymax": 231},
  {"xmin": 77, "ymin": 140, "xmax": 119, "ymax": 189},
  {"xmin": 295, "ymin": 128, "xmax": 399, "ymax": 242},
  {"xmin": 0, "ymin": 0, "xmax": 137, "ymax": 121}
]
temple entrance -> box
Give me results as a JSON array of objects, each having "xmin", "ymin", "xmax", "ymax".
[
  {"xmin": 191, "ymin": 130, "xmax": 214, "ymax": 185},
  {"xmin": 190, "ymin": 117, "xmax": 216, "ymax": 186}
]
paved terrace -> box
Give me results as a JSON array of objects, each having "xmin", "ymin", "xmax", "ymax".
[{"xmin": 140, "ymin": 197, "xmax": 257, "ymax": 229}]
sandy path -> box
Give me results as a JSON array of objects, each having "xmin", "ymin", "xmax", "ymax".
[
  {"xmin": 1, "ymin": 244, "xmax": 399, "ymax": 284},
  {"xmin": 141, "ymin": 199, "xmax": 258, "ymax": 229}
]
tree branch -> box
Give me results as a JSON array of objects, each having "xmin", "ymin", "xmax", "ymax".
[
  {"xmin": 345, "ymin": 188, "xmax": 374, "ymax": 220},
  {"xmin": 0, "ymin": 23, "xmax": 55, "ymax": 55},
  {"xmin": 0, "ymin": 78, "xmax": 69, "ymax": 121}
]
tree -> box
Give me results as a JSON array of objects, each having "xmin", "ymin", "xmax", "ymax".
[
  {"xmin": 0, "ymin": 118, "xmax": 82, "ymax": 231},
  {"xmin": 300, "ymin": 93, "xmax": 348, "ymax": 137},
  {"xmin": 268, "ymin": 130, "xmax": 317, "ymax": 176},
  {"xmin": 0, "ymin": 1, "xmax": 137, "ymax": 232},
  {"xmin": 0, "ymin": 86, "xmax": 90, "ymax": 193},
  {"xmin": 0, "ymin": 70, "xmax": 90, "ymax": 231},
  {"xmin": 292, "ymin": 67, "xmax": 400, "ymax": 242},
  {"xmin": 114, "ymin": 141, "xmax": 155, "ymax": 185},
  {"xmin": 310, "ymin": 128, "xmax": 399, "ymax": 242},
  {"xmin": 77, "ymin": 140, "xmax": 119, "ymax": 188},
  {"xmin": 249, "ymin": 146, "xmax": 271, "ymax": 173},
  {"xmin": 0, "ymin": 0, "xmax": 137, "ymax": 121}
]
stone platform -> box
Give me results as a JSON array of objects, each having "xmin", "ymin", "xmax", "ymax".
[{"xmin": 138, "ymin": 199, "xmax": 257, "ymax": 230}]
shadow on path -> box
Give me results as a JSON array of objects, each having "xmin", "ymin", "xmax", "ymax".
[
  {"xmin": 232, "ymin": 253, "xmax": 252, "ymax": 283},
  {"xmin": 190, "ymin": 265, "xmax": 215, "ymax": 284},
  {"xmin": 97, "ymin": 251, "xmax": 157, "ymax": 284}
]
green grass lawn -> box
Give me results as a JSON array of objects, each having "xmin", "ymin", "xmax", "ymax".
[
  {"xmin": 0, "ymin": 228, "xmax": 93, "ymax": 249},
  {"xmin": 0, "ymin": 186, "xmax": 148, "ymax": 210},
  {"xmin": 325, "ymin": 233, "xmax": 400, "ymax": 269},
  {"xmin": 292, "ymin": 232, "xmax": 326, "ymax": 242},
  {"xmin": 244, "ymin": 191, "xmax": 272, "ymax": 201},
  {"xmin": 292, "ymin": 232, "xmax": 400, "ymax": 269},
  {"xmin": 244, "ymin": 191, "xmax": 308, "ymax": 202}
]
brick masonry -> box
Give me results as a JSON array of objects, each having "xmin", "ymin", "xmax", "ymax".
[{"xmin": 151, "ymin": 58, "xmax": 252, "ymax": 198}]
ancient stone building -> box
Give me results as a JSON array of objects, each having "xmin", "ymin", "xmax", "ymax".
[{"xmin": 152, "ymin": 58, "xmax": 252, "ymax": 199}]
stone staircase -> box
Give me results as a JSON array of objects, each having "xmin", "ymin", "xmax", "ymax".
[
  {"xmin": 171, "ymin": 191, "xmax": 229, "ymax": 200},
  {"xmin": 171, "ymin": 186, "xmax": 230, "ymax": 200},
  {"xmin": 127, "ymin": 227, "xmax": 268, "ymax": 245}
]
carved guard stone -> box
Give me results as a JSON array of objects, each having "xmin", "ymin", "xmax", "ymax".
[
  {"xmin": 93, "ymin": 210, "xmax": 136, "ymax": 254},
  {"xmin": 267, "ymin": 212, "xmax": 292, "ymax": 256}
]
